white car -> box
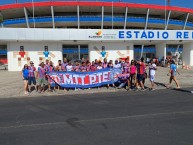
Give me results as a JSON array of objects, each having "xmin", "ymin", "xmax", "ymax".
[{"xmin": 0, "ymin": 62, "xmax": 8, "ymax": 70}]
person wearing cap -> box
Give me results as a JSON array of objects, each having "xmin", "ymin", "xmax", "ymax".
[
  {"xmin": 166, "ymin": 60, "xmax": 180, "ymax": 89},
  {"xmin": 36, "ymin": 62, "xmax": 48, "ymax": 93}
]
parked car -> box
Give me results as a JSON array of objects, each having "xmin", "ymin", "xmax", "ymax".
[{"xmin": 0, "ymin": 62, "xmax": 8, "ymax": 70}]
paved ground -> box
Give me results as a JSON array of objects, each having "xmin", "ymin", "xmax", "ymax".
[
  {"xmin": 0, "ymin": 89, "xmax": 193, "ymax": 145},
  {"xmin": 0, "ymin": 66, "xmax": 193, "ymax": 98}
]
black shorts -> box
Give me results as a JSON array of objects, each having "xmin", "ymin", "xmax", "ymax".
[
  {"xmin": 28, "ymin": 77, "xmax": 36, "ymax": 85},
  {"xmin": 137, "ymin": 74, "xmax": 144, "ymax": 82}
]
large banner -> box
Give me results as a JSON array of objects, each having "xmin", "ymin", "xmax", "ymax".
[{"xmin": 48, "ymin": 68, "xmax": 123, "ymax": 88}]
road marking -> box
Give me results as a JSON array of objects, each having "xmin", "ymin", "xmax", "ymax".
[{"xmin": 1, "ymin": 110, "xmax": 193, "ymax": 130}]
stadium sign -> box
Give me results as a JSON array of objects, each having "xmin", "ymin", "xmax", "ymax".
[{"xmin": 0, "ymin": 28, "xmax": 193, "ymax": 41}]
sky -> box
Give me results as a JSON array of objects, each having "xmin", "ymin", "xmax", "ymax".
[{"xmin": 0, "ymin": 0, "xmax": 193, "ymax": 9}]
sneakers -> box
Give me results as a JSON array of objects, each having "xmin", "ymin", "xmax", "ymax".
[{"xmin": 141, "ymin": 88, "xmax": 146, "ymax": 91}]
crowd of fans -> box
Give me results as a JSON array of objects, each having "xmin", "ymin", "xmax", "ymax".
[{"xmin": 21, "ymin": 57, "xmax": 180, "ymax": 95}]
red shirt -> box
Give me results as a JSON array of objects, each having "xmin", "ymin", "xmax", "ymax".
[{"xmin": 137, "ymin": 62, "xmax": 146, "ymax": 75}]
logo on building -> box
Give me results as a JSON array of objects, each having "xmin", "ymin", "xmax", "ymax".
[
  {"xmin": 96, "ymin": 30, "xmax": 102, "ymax": 36},
  {"xmin": 89, "ymin": 30, "xmax": 103, "ymax": 38}
]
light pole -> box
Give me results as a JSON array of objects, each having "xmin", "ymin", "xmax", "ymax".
[{"xmin": 32, "ymin": 0, "xmax": 35, "ymax": 28}]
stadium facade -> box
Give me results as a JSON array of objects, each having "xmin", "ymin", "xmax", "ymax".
[{"xmin": 0, "ymin": 1, "xmax": 193, "ymax": 71}]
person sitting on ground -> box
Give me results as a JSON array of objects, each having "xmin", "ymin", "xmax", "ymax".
[{"xmin": 117, "ymin": 70, "xmax": 129, "ymax": 89}]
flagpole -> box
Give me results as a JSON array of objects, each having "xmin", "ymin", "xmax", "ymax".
[
  {"xmin": 32, "ymin": 0, "xmax": 35, "ymax": 28},
  {"xmin": 112, "ymin": 1, "xmax": 113, "ymax": 29}
]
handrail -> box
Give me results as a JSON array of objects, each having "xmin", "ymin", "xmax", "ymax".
[{"xmin": 2, "ymin": 16, "xmax": 193, "ymax": 27}]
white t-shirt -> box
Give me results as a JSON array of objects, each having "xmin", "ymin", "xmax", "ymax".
[
  {"xmin": 66, "ymin": 65, "xmax": 73, "ymax": 71},
  {"xmin": 97, "ymin": 66, "xmax": 103, "ymax": 70},
  {"xmin": 149, "ymin": 63, "xmax": 156, "ymax": 76},
  {"xmin": 113, "ymin": 63, "xmax": 121, "ymax": 69}
]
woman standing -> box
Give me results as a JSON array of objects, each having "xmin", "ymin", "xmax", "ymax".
[{"xmin": 21, "ymin": 64, "xmax": 29, "ymax": 95}]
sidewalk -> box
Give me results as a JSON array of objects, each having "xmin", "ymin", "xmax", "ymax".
[{"xmin": 0, "ymin": 67, "xmax": 193, "ymax": 98}]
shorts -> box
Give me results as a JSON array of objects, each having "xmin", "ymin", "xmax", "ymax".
[
  {"xmin": 150, "ymin": 75, "xmax": 155, "ymax": 82},
  {"xmin": 137, "ymin": 74, "xmax": 144, "ymax": 82},
  {"xmin": 28, "ymin": 77, "xmax": 36, "ymax": 85},
  {"xmin": 23, "ymin": 76, "xmax": 28, "ymax": 80},
  {"xmin": 37, "ymin": 78, "xmax": 48, "ymax": 87}
]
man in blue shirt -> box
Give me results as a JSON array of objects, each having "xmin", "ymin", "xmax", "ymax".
[{"xmin": 166, "ymin": 60, "xmax": 180, "ymax": 89}]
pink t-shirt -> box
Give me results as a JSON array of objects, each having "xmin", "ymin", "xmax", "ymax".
[{"xmin": 130, "ymin": 65, "xmax": 136, "ymax": 74}]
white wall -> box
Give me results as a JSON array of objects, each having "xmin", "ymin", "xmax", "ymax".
[
  {"xmin": 156, "ymin": 43, "xmax": 166, "ymax": 59},
  {"xmin": 88, "ymin": 42, "xmax": 134, "ymax": 62},
  {"xmin": 183, "ymin": 42, "xmax": 193, "ymax": 66},
  {"xmin": 7, "ymin": 42, "xmax": 63, "ymax": 71}
]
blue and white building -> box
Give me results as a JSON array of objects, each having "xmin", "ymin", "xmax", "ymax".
[{"xmin": 0, "ymin": 1, "xmax": 193, "ymax": 71}]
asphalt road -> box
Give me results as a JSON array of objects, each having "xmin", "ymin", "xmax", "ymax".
[{"xmin": 0, "ymin": 88, "xmax": 193, "ymax": 145}]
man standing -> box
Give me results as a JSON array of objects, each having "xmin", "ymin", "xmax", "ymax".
[
  {"xmin": 36, "ymin": 62, "xmax": 48, "ymax": 93},
  {"xmin": 166, "ymin": 60, "xmax": 180, "ymax": 89},
  {"xmin": 61, "ymin": 58, "xmax": 68, "ymax": 72},
  {"xmin": 28, "ymin": 61, "xmax": 37, "ymax": 93},
  {"xmin": 136, "ymin": 57, "xmax": 146, "ymax": 91}
]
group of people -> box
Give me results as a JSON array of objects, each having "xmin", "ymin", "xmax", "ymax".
[{"xmin": 21, "ymin": 57, "xmax": 180, "ymax": 95}]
